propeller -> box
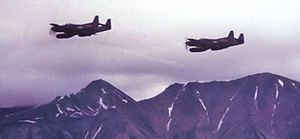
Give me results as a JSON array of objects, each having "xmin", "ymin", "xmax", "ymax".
[
  {"xmin": 185, "ymin": 43, "xmax": 188, "ymax": 50},
  {"xmin": 185, "ymin": 38, "xmax": 191, "ymax": 50},
  {"xmin": 49, "ymin": 29, "xmax": 56, "ymax": 36}
]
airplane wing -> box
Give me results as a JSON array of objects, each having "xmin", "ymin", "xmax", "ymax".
[
  {"xmin": 211, "ymin": 42, "xmax": 234, "ymax": 50},
  {"xmin": 56, "ymin": 33, "xmax": 75, "ymax": 39},
  {"xmin": 211, "ymin": 45, "xmax": 228, "ymax": 51},
  {"xmin": 189, "ymin": 47, "xmax": 210, "ymax": 52},
  {"xmin": 211, "ymin": 40, "xmax": 243, "ymax": 51}
]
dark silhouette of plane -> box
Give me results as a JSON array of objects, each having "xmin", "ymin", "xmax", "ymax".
[
  {"xmin": 185, "ymin": 31, "xmax": 244, "ymax": 52},
  {"xmin": 50, "ymin": 16, "xmax": 111, "ymax": 39}
]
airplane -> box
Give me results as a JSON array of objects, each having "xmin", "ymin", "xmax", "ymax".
[
  {"xmin": 185, "ymin": 31, "xmax": 244, "ymax": 52},
  {"xmin": 50, "ymin": 16, "xmax": 111, "ymax": 39}
]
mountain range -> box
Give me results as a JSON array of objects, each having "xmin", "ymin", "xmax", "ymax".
[{"xmin": 0, "ymin": 73, "xmax": 299, "ymax": 139}]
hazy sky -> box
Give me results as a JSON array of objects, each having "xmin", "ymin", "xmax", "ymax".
[{"xmin": 0, "ymin": 0, "xmax": 299, "ymax": 107}]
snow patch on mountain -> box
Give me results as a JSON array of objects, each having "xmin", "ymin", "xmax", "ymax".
[
  {"xmin": 196, "ymin": 91, "xmax": 210, "ymax": 123},
  {"xmin": 18, "ymin": 120, "xmax": 37, "ymax": 124},
  {"xmin": 216, "ymin": 90, "xmax": 239, "ymax": 132},
  {"xmin": 217, "ymin": 107, "xmax": 230, "ymax": 132},
  {"xmin": 117, "ymin": 94, "xmax": 129, "ymax": 103},
  {"xmin": 278, "ymin": 79, "xmax": 284, "ymax": 87},
  {"xmin": 291, "ymin": 82, "xmax": 297, "ymax": 88},
  {"xmin": 101, "ymin": 88, "xmax": 108, "ymax": 94},
  {"xmin": 275, "ymin": 85, "xmax": 279, "ymax": 99},
  {"xmin": 66, "ymin": 107, "xmax": 75, "ymax": 112},
  {"xmin": 182, "ymin": 82, "xmax": 188, "ymax": 91},
  {"xmin": 56, "ymin": 104, "xmax": 64, "ymax": 117},
  {"xmin": 57, "ymin": 96, "xmax": 64, "ymax": 102},
  {"xmin": 167, "ymin": 96, "xmax": 178, "ymax": 131},
  {"xmin": 84, "ymin": 131, "xmax": 89, "ymax": 139},
  {"xmin": 92, "ymin": 124, "xmax": 103, "ymax": 139},
  {"xmin": 254, "ymin": 86, "xmax": 258, "ymax": 101},
  {"xmin": 99, "ymin": 97, "xmax": 116, "ymax": 109},
  {"xmin": 167, "ymin": 103, "xmax": 174, "ymax": 131}
]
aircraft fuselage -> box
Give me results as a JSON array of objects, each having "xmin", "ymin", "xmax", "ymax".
[
  {"xmin": 185, "ymin": 31, "xmax": 244, "ymax": 52},
  {"xmin": 50, "ymin": 16, "xmax": 111, "ymax": 39}
]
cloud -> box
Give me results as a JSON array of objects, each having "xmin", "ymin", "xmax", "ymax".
[{"xmin": 1, "ymin": 0, "xmax": 300, "ymax": 107}]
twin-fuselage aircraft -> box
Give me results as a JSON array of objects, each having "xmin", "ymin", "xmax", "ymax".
[
  {"xmin": 50, "ymin": 16, "xmax": 111, "ymax": 39},
  {"xmin": 185, "ymin": 31, "xmax": 244, "ymax": 52}
]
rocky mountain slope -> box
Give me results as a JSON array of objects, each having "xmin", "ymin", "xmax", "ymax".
[
  {"xmin": 0, "ymin": 73, "xmax": 299, "ymax": 139},
  {"xmin": 138, "ymin": 73, "xmax": 300, "ymax": 138}
]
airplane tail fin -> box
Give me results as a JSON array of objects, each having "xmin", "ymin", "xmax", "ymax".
[
  {"xmin": 92, "ymin": 16, "xmax": 99, "ymax": 26},
  {"xmin": 104, "ymin": 19, "xmax": 111, "ymax": 29},
  {"xmin": 228, "ymin": 30, "xmax": 234, "ymax": 38},
  {"xmin": 238, "ymin": 33, "xmax": 244, "ymax": 43}
]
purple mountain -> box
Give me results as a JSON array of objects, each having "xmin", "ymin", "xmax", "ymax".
[
  {"xmin": 138, "ymin": 73, "xmax": 300, "ymax": 138},
  {"xmin": 0, "ymin": 73, "xmax": 299, "ymax": 138}
]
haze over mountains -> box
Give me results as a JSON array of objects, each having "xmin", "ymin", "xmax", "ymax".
[{"xmin": 0, "ymin": 73, "xmax": 299, "ymax": 138}]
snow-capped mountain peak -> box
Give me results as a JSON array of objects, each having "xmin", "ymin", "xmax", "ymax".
[{"xmin": 1, "ymin": 73, "xmax": 299, "ymax": 138}]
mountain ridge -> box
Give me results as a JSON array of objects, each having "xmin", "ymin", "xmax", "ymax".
[{"xmin": 0, "ymin": 72, "xmax": 299, "ymax": 138}]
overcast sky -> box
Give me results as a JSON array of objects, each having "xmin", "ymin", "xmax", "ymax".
[{"xmin": 0, "ymin": 0, "xmax": 299, "ymax": 107}]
